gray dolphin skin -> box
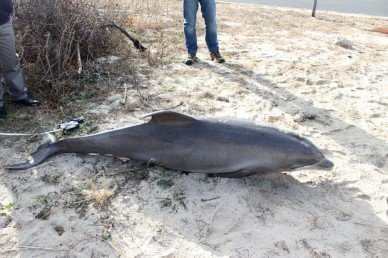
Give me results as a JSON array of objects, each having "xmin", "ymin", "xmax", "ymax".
[{"xmin": 7, "ymin": 111, "xmax": 333, "ymax": 177}]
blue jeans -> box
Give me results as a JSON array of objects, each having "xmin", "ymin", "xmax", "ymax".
[{"xmin": 184, "ymin": 0, "xmax": 219, "ymax": 54}]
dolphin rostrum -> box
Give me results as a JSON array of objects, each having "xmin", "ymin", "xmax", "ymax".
[{"xmin": 7, "ymin": 111, "xmax": 333, "ymax": 177}]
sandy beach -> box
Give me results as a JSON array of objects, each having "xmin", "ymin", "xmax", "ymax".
[
  {"xmin": 1, "ymin": 1, "xmax": 387, "ymax": 257},
  {"xmin": 221, "ymin": 0, "xmax": 388, "ymax": 17}
]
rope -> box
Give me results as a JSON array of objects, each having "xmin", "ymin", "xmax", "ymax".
[
  {"xmin": 0, "ymin": 117, "xmax": 84, "ymax": 137},
  {"xmin": 0, "ymin": 130, "xmax": 60, "ymax": 137}
]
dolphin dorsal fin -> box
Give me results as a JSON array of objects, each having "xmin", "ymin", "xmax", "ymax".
[{"xmin": 142, "ymin": 111, "xmax": 197, "ymax": 124}]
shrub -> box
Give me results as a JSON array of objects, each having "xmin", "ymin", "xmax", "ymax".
[{"xmin": 12, "ymin": 0, "xmax": 135, "ymax": 102}]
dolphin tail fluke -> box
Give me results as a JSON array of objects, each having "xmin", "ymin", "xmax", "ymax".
[{"xmin": 7, "ymin": 143, "xmax": 61, "ymax": 171}]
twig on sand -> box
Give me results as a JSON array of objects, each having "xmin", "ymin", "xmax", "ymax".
[
  {"xmin": 84, "ymin": 232, "xmax": 124, "ymax": 257},
  {"xmin": 123, "ymin": 83, "xmax": 128, "ymax": 106},
  {"xmin": 201, "ymin": 196, "xmax": 220, "ymax": 202},
  {"xmin": 1, "ymin": 245, "xmax": 69, "ymax": 254},
  {"xmin": 168, "ymin": 101, "xmax": 184, "ymax": 110}
]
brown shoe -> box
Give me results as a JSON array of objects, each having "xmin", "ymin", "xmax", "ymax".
[
  {"xmin": 210, "ymin": 51, "xmax": 225, "ymax": 63},
  {"xmin": 185, "ymin": 53, "xmax": 198, "ymax": 66}
]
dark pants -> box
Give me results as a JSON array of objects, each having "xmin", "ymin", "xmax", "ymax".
[{"xmin": 0, "ymin": 20, "xmax": 28, "ymax": 107}]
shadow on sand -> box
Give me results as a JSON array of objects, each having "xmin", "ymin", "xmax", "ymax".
[{"xmin": 193, "ymin": 61, "xmax": 387, "ymax": 170}]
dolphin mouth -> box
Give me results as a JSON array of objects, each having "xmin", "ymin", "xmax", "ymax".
[{"xmin": 316, "ymin": 159, "xmax": 334, "ymax": 170}]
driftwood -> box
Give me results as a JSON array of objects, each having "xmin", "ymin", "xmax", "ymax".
[{"xmin": 101, "ymin": 23, "xmax": 147, "ymax": 52}]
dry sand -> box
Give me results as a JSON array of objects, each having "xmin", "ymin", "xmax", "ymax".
[{"xmin": 1, "ymin": 2, "xmax": 387, "ymax": 257}]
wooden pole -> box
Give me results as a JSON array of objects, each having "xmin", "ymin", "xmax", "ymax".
[{"xmin": 312, "ymin": 0, "xmax": 318, "ymax": 17}]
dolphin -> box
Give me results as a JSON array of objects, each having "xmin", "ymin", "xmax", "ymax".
[{"xmin": 7, "ymin": 111, "xmax": 333, "ymax": 177}]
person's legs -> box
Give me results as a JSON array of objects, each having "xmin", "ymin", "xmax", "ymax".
[
  {"xmin": 199, "ymin": 0, "xmax": 219, "ymax": 53},
  {"xmin": 0, "ymin": 21, "xmax": 28, "ymax": 103},
  {"xmin": 183, "ymin": 0, "xmax": 199, "ymax": 54}
]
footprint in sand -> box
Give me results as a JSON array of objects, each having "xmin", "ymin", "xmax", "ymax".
[{"xmin": 360, "ymin": 239, "xmax": 388, "ymax": 256}]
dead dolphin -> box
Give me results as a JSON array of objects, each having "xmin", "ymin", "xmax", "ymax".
[{"xmin": 7, "ymin": 111, "xmax": 333, "ymax": 177}]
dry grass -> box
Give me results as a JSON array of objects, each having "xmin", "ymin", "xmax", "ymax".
[
  {"xmin": 85, "ymin": 180, "xmax": 114, "ymax": 207},
  {"xmin": 82, "ymin": 168, "xmax": 115, "ymax": 207},
  {"xmin": 12, "ymin": 0, "xmax": 181, "ymax": 105}
]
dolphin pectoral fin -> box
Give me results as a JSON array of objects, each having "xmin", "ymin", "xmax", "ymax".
[
  {"xmin": 209, "ymin": 169, "xmax": 257, "ymax": 178},
  {"xmin": 141, "ymin": 111, "xmax": 197, "ymax": 124}
]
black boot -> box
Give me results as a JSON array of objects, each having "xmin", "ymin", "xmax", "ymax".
[
  {"xmin": 14, "ymin": 97, "xmax": 41, "ymax": 106},
  {"xmin": 0, "ymin": 106, "xmax": 6, "ymax": 118},
  {"xmin": 210, "ymin": 51, "xmax": 225, "ymax": 63},
  {"xmin": 185, "ymin": 53, "xmax": 198, "ymax": 66}
]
